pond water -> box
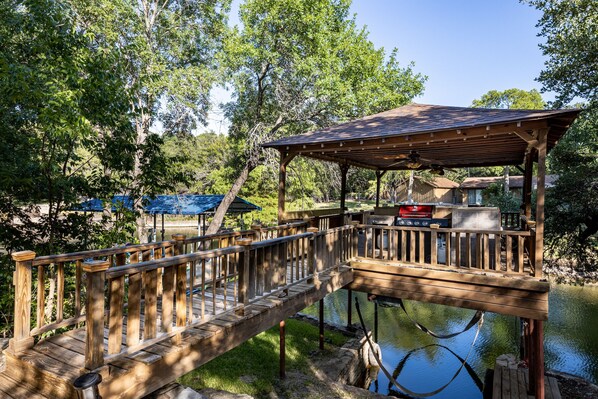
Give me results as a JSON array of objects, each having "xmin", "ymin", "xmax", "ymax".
[{"xmin": 302, "ymin": 284, "xmax": 598, "ymax": 398}]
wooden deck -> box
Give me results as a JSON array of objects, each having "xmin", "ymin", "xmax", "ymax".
[
  {"xmin": 492, "ymin": 365, "xmax": 561, "ymax": 399},
  {"xmin": 3, "ymin": 266, "xmax": 352, "ymax": 399},
  {"xmin": 1, "ymin": 222, "xmax": 555, "ymax": 399}
]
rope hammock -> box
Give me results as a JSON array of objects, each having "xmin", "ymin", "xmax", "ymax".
[
  {"xmin": 389, "ymin": 344, "xmax": 484, "ymax": 394},
  {"xmin": 355, "ymin": 297, "xmax": 485, "ymax": 398}
]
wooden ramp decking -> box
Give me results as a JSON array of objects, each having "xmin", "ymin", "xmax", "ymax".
[
  {"xmin": 2, "ymin": 266, "xmax": 352, "ymax": 399},
  {"xmin": 492, "ymin": 366, "xmax": 561, "ymax": 399}
]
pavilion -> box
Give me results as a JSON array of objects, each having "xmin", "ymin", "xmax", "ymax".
[{"xmin": 264, "ymin": 103, "xmax": 581, "ymax": 399}]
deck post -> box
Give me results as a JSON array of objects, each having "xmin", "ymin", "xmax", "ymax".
[
  {"xmin": 172, "ymin": 234, "xmax": 186, "ymax": 256},
  {"xmin": 375, "ymin": 171, "xmax": 385, "ymax": 208},
  {"xmin": 351, "ymin": 221, "xmax": 359, "ymax": 258},
  {"xmin": 534, "ymin": 129, "xmax": 548, "ymax": 278},
  {"xmin": 251, "ymin": 223, "xmax": 262, "ymax": 241},
  {"xmin": 307, "ymin": 227, "xmax": 319, "ymax": 286},
  {"xmin": 528, "ymin": 319, "xmax": 545, "ymax": 399},
  {"xmin": 319, "ymin": 299, "xmax": 325, "ymax": 350},
  {"xmin": 83, "ymin": 260, "xmax": 110, "ymax": 370},
  {"xmin": 9, "ymin": 250, "xmax": 36, "ymax": 354},
  {"xmin": 236, "ymin": 238, "xmax": 253, "ymax": 312},
  {"xmin": 277, "ymin": 152, "xmax": 295, "ymax": 224},
  {"xmin": 339, "ymin": 163, "xmax": 349, "ymax": 215},
  {"xmin": 523, "ymin": 149, "xmax": 534, "ymax": 224},
  {"xmin": 279, "ymin": 320, "xmax": 286, "ymax": 379}
]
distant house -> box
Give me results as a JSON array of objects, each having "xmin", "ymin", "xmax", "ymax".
[
  {"xmin": 460, "ymin": 175, "xmax": 558, "ymax": 205},
  {"xmin": 396, "ymin": 176, "xmax": 461, "ymax": 204}
]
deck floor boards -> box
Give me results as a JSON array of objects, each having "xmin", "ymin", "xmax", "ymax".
[
  {"xmin": 1, "ymin": 266, "xmax": 352, "ymax": 399},
  {"xmin": 492, "ymin": 365, "xmax": 561, "ymax": 399}
]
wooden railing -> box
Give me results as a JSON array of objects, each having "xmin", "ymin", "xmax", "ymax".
[
  {"xmin": 8, "ymin": 220, "xmax": 540, "ymax": 364},
  {"xmin": 501, "ymin": 211, "xmax": 522, "ymax": 230},
  {"xmin": 86, "ymin": 231, "xmax": 321, "ymax": 369},
  {"xmin": 312, "ymin": 225, "xmax": 357, "ymax": 274},
  {"xmin": 8, "ymin": 223, "xmax": 349, "ymax": 369},
  {"xmin": 253, "ymin": 221, "xmax": 308, "ymax": 241},
  {"xmin": 357, "ymin": 224, "xmax": 537, "ymax": 277},
  {"xmin": 7, "ymin": 222, "xmax": 308, "ymax": 354}
]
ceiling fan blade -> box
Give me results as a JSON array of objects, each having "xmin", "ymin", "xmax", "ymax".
[
  {"xmin": 381, "ymin": 153, "xmax": 409, "ymax": 160},
  {"xmin": 387, "ymin": 159, "xmax": 408, "ymax": 168}
]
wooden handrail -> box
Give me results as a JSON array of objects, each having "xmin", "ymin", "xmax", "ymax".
[
  {"xmin": 356, "ymin": 224, "xmax": 536, "ymax": 276},
  {"xmin": 83, "ymin": 229, "xmax": 327, "ymax": 368}
]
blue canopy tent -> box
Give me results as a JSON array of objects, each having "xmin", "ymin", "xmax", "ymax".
[{"xmin": 76, "ymin": 195, "xmax": 261, "ymax": 241}]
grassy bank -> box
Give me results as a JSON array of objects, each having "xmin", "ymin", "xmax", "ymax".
[{"xmin": 178, "ymin": 318, "xmax": 349, "ymax": 398}]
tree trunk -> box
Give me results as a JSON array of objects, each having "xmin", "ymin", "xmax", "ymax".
[
  {"xmin": 134, "ymin": 113, "xmax": 150, "ymax": 243},
  {"xmin": 504, "ymin": 166, "xmax": 510, "ymax": 195},
  {"xmin": 206, "ymin": 162, "xmax": 254, "ymax": 235},
  {"xmin": 407, "ymin": 171, "xmax": 414, "ymax": 203}
]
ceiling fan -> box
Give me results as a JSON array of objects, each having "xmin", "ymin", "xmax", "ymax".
[{"xmin": 386, "ymin": 150, "xmax": 455, "ymax": 174}]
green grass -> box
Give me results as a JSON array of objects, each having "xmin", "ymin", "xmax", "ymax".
[{"xmin": 178, "ymin": 319, "xmax": 348, "ymax": 398}]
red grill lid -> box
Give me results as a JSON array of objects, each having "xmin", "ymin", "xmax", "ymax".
[{"xmin": 398, "ymin": 204, "xmax": 433, "ymax": 218}]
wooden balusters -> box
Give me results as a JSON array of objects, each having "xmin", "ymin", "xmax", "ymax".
[
  {"xmin": 108, "ymin": 273, "xmax": 124, "ymax": 355},
  {"xmin": 144, "ymin": 268, "xmax": 158, "ymax": 339},
  {"xmin": 430, "ymin": 226, "xmax": 438, "ymax": 266},
  {"xmin": 127, "ymin": 271, "xmax": 142, "ymax": 347},
  {"xmin": 236, "ymin": 238, "xmax": 253, "ymax": 310},
  {"xmin": 162, "ymin": 265, "xmax": 175, "ymax": 334}
]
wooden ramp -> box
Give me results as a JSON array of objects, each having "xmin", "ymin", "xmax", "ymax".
[
  {"xmin": 3, "ymin": 266, "xmax": 352, "ymax": 399},
  {"xmin": 492, "ymin": 366, "xmax": 561, "ymax": 399}
]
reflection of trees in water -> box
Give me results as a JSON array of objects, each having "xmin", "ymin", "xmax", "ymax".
[
  {"xmin": 544, "ymin": 285, "xmax": 598, "ymax": 382},
  {"xmin": 385, "ymin": 344, "xmax": 484, "ymax": 398},
  {"xmin": 303, "ymin": 285, "xmax": 598, "ymax": 386}
]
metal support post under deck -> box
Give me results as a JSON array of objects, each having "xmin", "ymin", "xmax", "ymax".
[
  {"xmin": 319, "ymin": 299, "xmax": 325, "ymax": 350},
  {"xmin": 347, "ymin": 289, "xmax": 352, "ymax": 327},
  {"xmin": 279, "ymin": 320, "xmax": 286, "ymax": 379},
  {"xmin": 374, "ymin": 302, "xmax": 379, "ymax": 342}
]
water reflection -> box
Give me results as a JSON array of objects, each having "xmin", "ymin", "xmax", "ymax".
[
  {"xmin": 387, "ymin": 344, "xmax": 484, "ymax": 397},
  {"xmin": 302, "ymin": 285, "xmax": 598, "ymax": 397}
]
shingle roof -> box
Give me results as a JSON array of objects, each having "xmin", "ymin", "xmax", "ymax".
[
  {"xmin": 262, "ymin": 103, "xmax": 581, "ymax": 171},
  {"xmin": 264, "ymin": 103, "xmax": 579, "ymax": 147},
  {"xmin": 74, "ymin": 195, "xmax": 261, "ymax": 215}
]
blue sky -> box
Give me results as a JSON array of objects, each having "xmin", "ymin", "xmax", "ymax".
[
  {"xmin": 349, "ymin": 0, "xmax": 549, "ymax": 106},
  {"xmin": 202, "ymin": 0, "xmax": 549, "ymax": 133}
]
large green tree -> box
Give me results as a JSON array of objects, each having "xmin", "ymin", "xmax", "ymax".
[
  {"xmin": 71, "ymin": 0, "xmax": 230, "ymax": 241},
  {"xmin": 471, "ymin": 88, "xmax": 546, "ymax": 197},
  {"xmin": 527, "ymin": 0, "xmax": 598, "ymax": 268},
  {"xmin": 0, "ymin": 0, "xmax": 133, "ymax": 253},
  {"xmin": 527, "ymin": 0, "xmax": 597, "ymax": 108},
  {"xmin": 207, "ymin": 0, "xmax": 426, "ymax": 233},
  {"xmin": 471, "ymin": 88, "xmax": 544, "ymax": 109}
]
